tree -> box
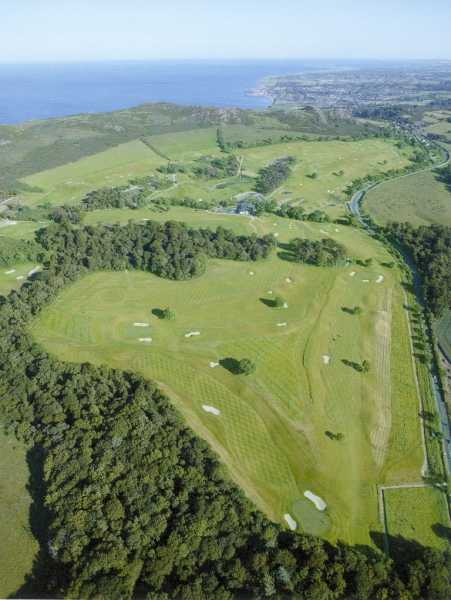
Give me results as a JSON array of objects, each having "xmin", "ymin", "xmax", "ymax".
[
  {"xmin": 361, "ymin": 359, "xmax": 370, "ymax": 373},
  {"xmin": 239, "ymin": 358, "xmax": 256, "ymax": 375},
  {"xmin": 273, "ymin": 295, "xmax": 286, "ymax": 308},
  {"xmin": 162, "ymin": 307, "xmax": 175, "ymax": 320}
]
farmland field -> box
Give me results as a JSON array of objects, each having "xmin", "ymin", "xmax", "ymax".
[
  {"xmin": 30, "ymin": 215, "xmax": 437, "ymax": 545},
  {"xmin": 364, "ymin": 169, "xmax": 451, "ymax": 227}
]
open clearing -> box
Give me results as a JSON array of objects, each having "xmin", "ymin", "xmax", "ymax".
[
  {"xmin": 0, "ymin": 262, "xmax": 40, "ymax": 296},
  {"xmin": 365, "ymin": 170, "xmax": 451, "ymax": 227},
  {"xmin": 30, "ymin": 215, "xmax": 437, "ymax": 545},
  {"xmin": 0, "ymin": 431, "xmax": 39, "ymax": 598}
]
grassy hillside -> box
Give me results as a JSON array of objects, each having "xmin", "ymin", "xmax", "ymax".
[
  {"xmin": 30, "ymin": 214, "xmax": 438, "ymax": 546},
  {"xmin": 364, "ymin": 169, "xmax": 451, "ymax": 227}
]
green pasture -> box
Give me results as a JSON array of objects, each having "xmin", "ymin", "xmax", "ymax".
[
  {"xmin": 31, "ymin": 221, "xmax": 429, "ymax": 545},
  {"xmin": 384, "ymin": 486, "xmax": 449, "ymax": 550},
  {"xmin": 0, "ymin": 431, "xmax": 39, "ymax": 598},
  {"xmin": 436, "ymin": 310, "xmax": 451, "ymax": 360},
  {"xmin": 364, "ymin": 170, "xmax": 451, "ymax": 227}
]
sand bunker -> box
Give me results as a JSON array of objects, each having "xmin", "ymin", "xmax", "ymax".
[
  {"xmin": 5, "ymin": 269, "xmax": 15, "ymax": 275},
  {"xmin": 284, "ymin": 514, "xmax": 297, "ymax": 530},
  {"xmin": 202, "ymin": 405, "xmax": 220, "ymax": 416},
  {"xmin": 185, "ymin": 331, "xmax": 201, "ymax": 338},
  {"xmin": 283, "ymin": 302, "xmax": 288, "ymax": 309},
  {"xmin": 274, "ymin": 232, "xmax": 279, "ymax": 238},
  {"xmin": 320, "ymin": 229, "xmax": 328, "ymax": 235},
  {"xmin": 349, "ymin": 271, "xmax": 356, "ymax": 277},
  {"xmin": 362, "ymin": 279, "xmax": 369, "ymax": 283},
  {"xmin": 285, "ymin": 277, "xmax": 292, "ymax": 283},
  {"xmin": 134, "ymin": 322, "xmax": 150, "ymax": 327},
  {"xmin": 249, "ymin": 271, "xmax": 255, "ymax": 276},
  {"xmin": 267, "ymin": 290, "xmax": 273, "ymax": 295},
  {"xmin": 322, "ymin": 355, "xmax": 331, "ymax": 365},
  {"xmin": 304, "ymin": 491, "xmax": 327, "ymax": 511},
  {"xmin": 28, "ymin": 266, "xmax": 40, "ymax": 276},
  {"xmin": 335, "ymin": 228, "xmax": 340, "ymax": 232},
  {"xmin": 209, "ymin": 361, "xmax": 219, "ymax": 368},
  {"xmin": 139, "ymin": 337, "xmax": 152, "ymax": 343},
  {"xmin": 376, "ymin": 275, "xmax": 384, "ymax": 283},
  {"xmin": 16, "ymin": 276, "xmax": 24, "ymax": 280},
  {"xmin": 277, "ymin": 322, "xmax": 287, "ymax": 327}
]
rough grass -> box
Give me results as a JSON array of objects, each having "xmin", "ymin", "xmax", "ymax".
[
  {"xmin": 30, "ymin": 217, "xmax": 427, "ymax": 545},
  {"xmin": 384, "ymin": 486, "xmax": 449, "ymax": 550},
  {"xmin": 0, "ymin": 431, "xmax": 38, "ymax": 598},
  {"xmin": 364, "ymin": 170, "xmax": 451, "ymax": 227},
  {"xmin": 436, "ymin": 309, "xmax": 451, "ymax": 360}
]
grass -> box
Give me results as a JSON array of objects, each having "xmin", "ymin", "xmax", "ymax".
[
  {"xmin": 384, "ymin": 486, "xmax": 449, "ymax": 550},
  {"xmin": 20, "ymin": 139, "xmax": 165, "ymax": 207},
  {"xmin": 364, "ymin": 170, "xmax": 451, "ymax": 227},
  {"xmin": 436, "ymin": 309, "xmax": 451, "ymax": 360},
  {"xmin": 0, "ymin": 431, "xmax": 38, "ymax": 598},
  {"xmin": 0, "ymin": 220, "xmax": 48, "ymax": 241},
  {"xmin": 0, "ymin": 262, "xmax": 40, "ymax": 296},
  {"xmin": 30, "ymin": 215, "xmax": 433, "ymax": 545},
  {"xmin": 17, "ymin": 135, "xmax": 413, "ymax": 220}
]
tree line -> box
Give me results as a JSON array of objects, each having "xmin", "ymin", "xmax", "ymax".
[
  {"xmin": 254, "ymin": 156, "xmax": 296, "ymax": 194},
  {"xmin": 385, "ymin": 222, "xmax": 450, "ymax": 316},
  {"xmin": 0, "ymin": 220, "xmax": 449, "ymax": 598}
]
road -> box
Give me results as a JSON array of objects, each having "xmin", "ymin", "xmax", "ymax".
[{"xmin": 349, "ymin": 144, "xmax": 451, "ymax": 477}]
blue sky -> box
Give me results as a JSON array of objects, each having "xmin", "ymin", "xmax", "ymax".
[{"xmin": 1, "ymin": 0, "xmax": 450, "ymax": 62}]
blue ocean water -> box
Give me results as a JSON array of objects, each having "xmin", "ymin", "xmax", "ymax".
[{"xmin": 0, "ymin": 59, "xmax": 344, "ymax": 125}]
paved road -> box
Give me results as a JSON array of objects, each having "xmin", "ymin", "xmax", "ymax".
[{"xmin": 349, "ymin": 144, "xmax": 451, "ymax": 477}]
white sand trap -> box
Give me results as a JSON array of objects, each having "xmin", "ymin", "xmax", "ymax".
[
  {"xmin": 249, "ymin": 271, "xmax": 255, "ymax": 276},
  {"xmin": 16, "ymin": 276, "xmax": 24, "ymax": 280},
  {"xmin": 285, "ymin": 277, "xmax": 292, "ymax": 283},
  {"xmin": 185, "ymin": 331, "xmax": 201, "ymax": 338},
  {"xmin": 209, "ymin": 361, "xmax": 219, "ymax": 368},
  {"xmin": 277, "ymin": 322, "xmax": 287, "ymax": 327},
  {"xmin": 322, "ymin": 355, "xmax": 331, "ymax": 365},
  {"xmin": 5, "ymin": 269, "xmax": 15, "ymax": 275},
  {"xmin": 267, "ymin": 290, "xmax": 273, "ymax": 295},
  {"xmin": 202, "ymin": 405, "xmax": 220, "ymax": 416},
  {"xmin": 284, "ymin": 514, "xmax": 297, "ymax": 530},
  {"xmin": 376, "ymin": 275, "xmax": 384, "ymax": 284},
  {"xmin": 139, "ymin": 337, "xmax": 152, "ymax": 343},
  {"xmin": 274, "ymin": 232, "xmax": 279, "ymax": 238},
  {"xmin": 362, "ymin": 279, "xmax": 370, "ymax": 283},
  {"xmin": 304, "ymin": 491, "xmax": 327, "ymax": 511},
  {"xmin": 0, "ymin": 220, "xmax": 17, "ymax": 228},
  {"xmin": 28, "ymin": 266, "xmax": 40, "ymax": 276},
  {"xmin": 283, "ymin": 302, "xmax": 289, "ymax": 309},
  {"xmin": 134, "ymin": 322, "xmax": 150, "ymax": 327},
  {"xmin": 320, "ymin": 229, "xmax": 329, "ymax": 235},
  {"xmin": 335, "ymin": 228, "xmax": 340, "ymax": 232},
  {"xmin": 349, "ymin": 271, "xmax": 356, "ymax": 277}
]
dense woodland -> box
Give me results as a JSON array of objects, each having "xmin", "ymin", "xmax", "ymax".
[
  {"xmin": 385, "ymin": 222, "xmax": 451, "ymax": 316},
  {"xmin": 0, "ymin": 220, "xmax": 449, "ymax": 598},
  {"xmin": 288, "ymin": 237, "xmax": 347, "ymax": 266}
]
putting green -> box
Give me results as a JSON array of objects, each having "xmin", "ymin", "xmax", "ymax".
[{"xmin": 30, "ymin": 223, "xmax": 428, "ymax": 545}]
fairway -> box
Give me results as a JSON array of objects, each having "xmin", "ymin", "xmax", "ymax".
[
  {"xmin": 364, "ymin": 170, "xmax": 451, "ymax": 226},
  {"xmin": 30, "ymin": 223, "xmax": 430, "ymax": 545}
]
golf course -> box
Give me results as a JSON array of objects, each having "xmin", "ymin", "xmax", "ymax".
[{"xmin": 30, "ymin": 215, "xmax": 429, "ymax": 545}]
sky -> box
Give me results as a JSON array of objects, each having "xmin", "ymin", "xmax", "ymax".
[{"xmin": 0, "ymin": 0, "xmax": 450, "ymax": 63}]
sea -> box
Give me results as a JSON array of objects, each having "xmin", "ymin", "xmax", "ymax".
[{"xmin": 0, "ymin": 59, "xmax": 359, "ymax": 125}]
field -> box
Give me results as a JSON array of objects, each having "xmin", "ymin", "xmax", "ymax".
[
  {"xmin": 0, "ymin": 431, "xmax": 39, "ymax": 598},
  {"xmin": 364, "ymin": 169, "xmax": 451, "ymax": 227},
  {"xmin": 436, "ymin": 309, "xmax": 451, "ymax": 361},
  {"xmin": 0, "ymin": 262, "xmax": 41, "ymax": 296},
  {"xmin": 384, "ymin": 486, "xmax": 449, "ymax": 550},
  {"xmin": 18, "ymin": 133, "xmax": 413, "ymax": 219},
  {"xmin": 30, "ymin": 214, "xmax": 435, "ymax": 545}
]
